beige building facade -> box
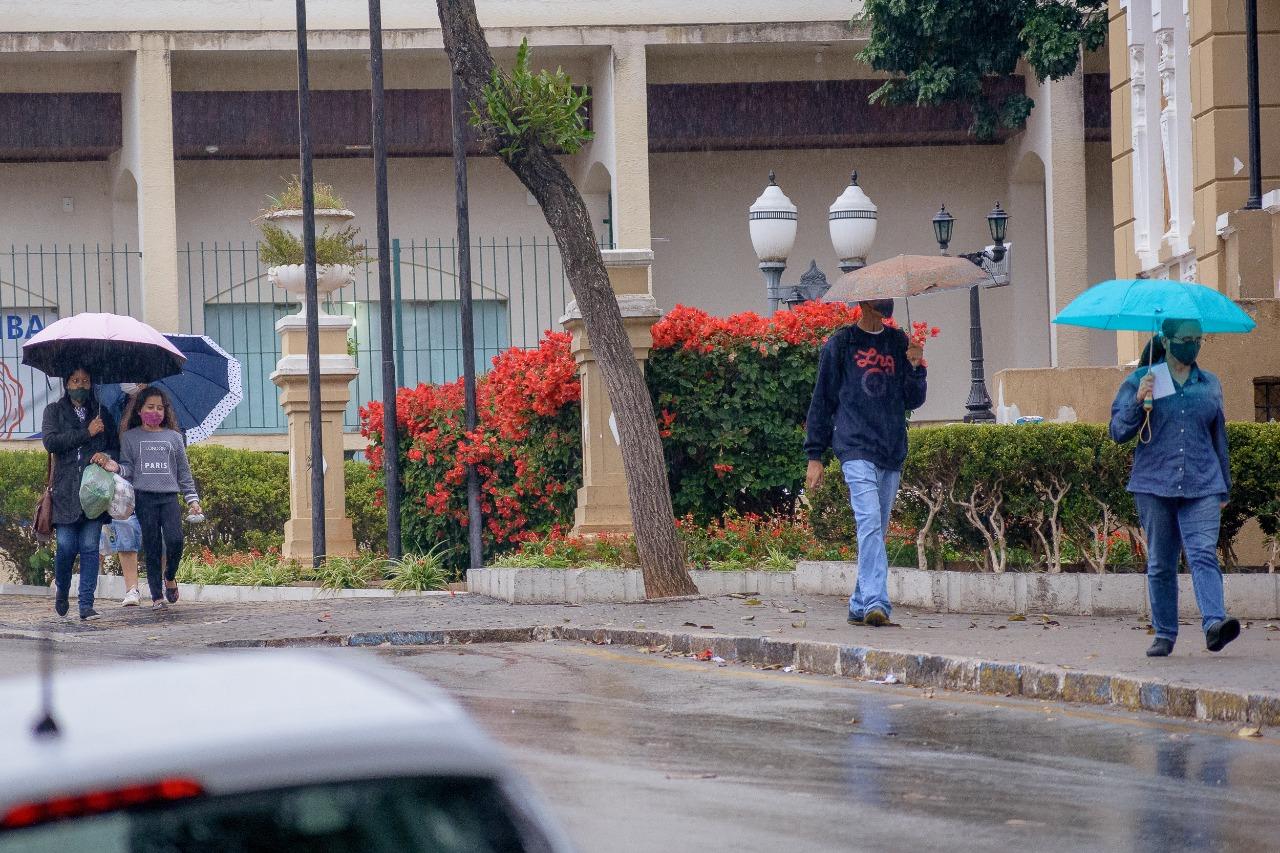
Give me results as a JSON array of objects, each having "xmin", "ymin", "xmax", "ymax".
[
  {"xmin": 1001, "ymin": 0, "xmax": 1280, "ymax": 429},
  {"xmin": 0, "ymin": 1, "xmax": 1116, "ymax": 438}
]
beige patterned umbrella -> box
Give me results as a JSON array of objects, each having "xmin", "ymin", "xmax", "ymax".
[{"xmin": 823, "ymin": 254, "xmax": 991, "ymax": 303}]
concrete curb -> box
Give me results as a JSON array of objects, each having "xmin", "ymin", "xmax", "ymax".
[
  {"xmin": 4, "ymin": 575, "xmax": 463, "ymax": 603},
  {"xmin": 469, "ymin": 565, "xmax": 1280, "ymax": 618},
  {"xmin": 210, "ymin": 623, "xmax": 1280, "ymax": 727}
]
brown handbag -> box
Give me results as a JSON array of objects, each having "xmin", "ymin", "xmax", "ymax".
[{"xmin": 33, "ymin": 454, "xmax": 54, "ymax": 543}]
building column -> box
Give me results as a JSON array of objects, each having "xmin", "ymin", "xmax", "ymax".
[
  {"xmin": 121, "ymin": 35, "xmax": 181, "ymax": 331},
  {"xmin": 1042, "ymin": 70, "xmax": 1091, "ymax": 367},
  {"xmin": 562, "ymin": 40, "xmax": 657, "ymax": 534},
  {"xmin": 562, "ymin": 250, "xmax": 659, "ymax": 535},
  {"xmin": 609, "ymin": 40, "xmax": 651, "ymax": 250}
]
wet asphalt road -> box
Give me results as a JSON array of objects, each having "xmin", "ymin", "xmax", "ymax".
[
  {"xmin": 3, "ymin": 637, "xmax": 1280, "ymax": 852},
  {"xmin": 375, "ymin": 641, "xmax": 1280, "ymax": 853}
]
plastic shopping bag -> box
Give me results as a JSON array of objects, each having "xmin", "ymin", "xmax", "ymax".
[
  {"xmin": 108, "ymin": 473, "xmax": 135, "ymax": 520},
  {"xmin": 79, "ymin": 463, "xmax": 115, "ymax": 519}
]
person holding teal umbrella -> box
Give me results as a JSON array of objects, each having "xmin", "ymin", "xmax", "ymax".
[
  {"xmin": 1055, "ymin": 278, "xmax": 1254, "ymax": 659},
  {"xmin": 1109, "ymin": 318, "xmax": 1238, "ymax": 657}
]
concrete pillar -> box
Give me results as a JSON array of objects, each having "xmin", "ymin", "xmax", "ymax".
[
  {"xmin": 270, "ymin": 314, "xmax": 359, "ymax": 559},
  {"xmin": 1043, "ymin": 71, "xmax": 1091, "ymax": 367},
  {"xmin": 609, "ymin": 40, "xmax": 651, "ymax": 250},
  {"xmin": 1220, "ymin": 207, "xmax": 1280, "ymax": 300},
  {"xmin": 562, "ymin": 250, "xmax": 660, "ymax": 535},
  {"xmin": 121, "ymin": 35, "xmax": 181, "ymax": 332}
]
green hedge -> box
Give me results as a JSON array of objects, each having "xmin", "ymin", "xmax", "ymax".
[
  {"xmin": 0, "ymin": 447, "xmax": 389, "ymax": 584},
  {"xmin": 809, "ymin": 423, "xmax": 1280, "ymax": 572}
]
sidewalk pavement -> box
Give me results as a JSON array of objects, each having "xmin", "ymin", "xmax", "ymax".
[{"xmin": 2, "ymin": 591, "xmax": 1278, "ymax": 725}]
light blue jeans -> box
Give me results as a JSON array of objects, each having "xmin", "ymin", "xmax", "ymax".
[
  {"xmin": 842, "ymin": 459, "xmax": 901, "ymax": 620},
  {"xmin": 1135, "ymin": 493, "xmax": 1227, "ymax": 643}
]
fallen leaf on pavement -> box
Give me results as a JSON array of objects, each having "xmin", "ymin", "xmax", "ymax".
[
  {"xmin": 683, "ymin": 622, "xmax": 698, "ymax": 627},
  {"xmin": 993, "ymin": 625, "xmax": 1008, "ymax": 631},
  {"xmin": 741, "ymin": 615, "xmax": 756, "ymax": 622},
  {"xmin": 762, "ymin": 663, "xmax": 783, "ymax": 671},
  {"xmin": 968, "ymin": 622, "xmax": 977, "ymax": 629},
  {"xmin": 699, "ymin": 625, "xmax": 714, "ymax": 630},
  {"xmin": 788, "ymin": 608, "xmax": 806, "ymax": 614},
  {"xmin": 1238, "ymin": 726, "xmax": 1264, "ymax": 738},
  {"xmin": 744, "ymin": 598, "xmax": 762, "ymax": 606},
  {"xmin": 1266, "ymin": 624, "xmax": 1279, "ymax": 632},
  {"xmin": 1008, "ymin": 614, "xmax": 1027, "ymax": 622},
  {"xmin": 791, "ymin": 620, "xmax": 807, "ymax": 629}
]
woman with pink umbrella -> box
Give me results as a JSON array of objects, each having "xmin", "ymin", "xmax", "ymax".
[{"xmin": 23, "ymin": 313, "xmax": 185, "ymax": 620}]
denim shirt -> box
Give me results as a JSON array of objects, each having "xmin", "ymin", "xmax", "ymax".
[{"xmin": 1108, "ymin": 364, "xmax": 1231, "ymax": 500}]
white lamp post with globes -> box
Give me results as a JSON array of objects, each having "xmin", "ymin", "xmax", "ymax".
[
  {"xmin": 748, "ymin": 170, "xmax": 878, "ymax": 311},
  {"xmin": 829, "ymin": 171, "xmax": 878, "ymax": 274},
  {"xmin": 747, "ymin": 171, "xmax": 798, "ymax": 313}
]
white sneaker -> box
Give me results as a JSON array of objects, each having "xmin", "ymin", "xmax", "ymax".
[{"xmin": 121, "ymin": 587, "xmax": 140, "ymax": 607}]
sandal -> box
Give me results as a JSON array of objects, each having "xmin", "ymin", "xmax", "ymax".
[{"xmin": 165, "ymin": 581, "xmax": 180, "ymax": 604}]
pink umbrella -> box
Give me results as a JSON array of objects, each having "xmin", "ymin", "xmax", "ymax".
[{"xmin": 21, "ymin": 312, "xmax": 186, "ymax": 384}]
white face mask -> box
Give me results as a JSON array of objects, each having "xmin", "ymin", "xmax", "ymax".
[{"xmin": 119, "ymin": 383, "xmax": 141, "ymax": 396}]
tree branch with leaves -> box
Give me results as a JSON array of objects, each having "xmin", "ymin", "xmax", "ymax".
[{"xmin": 857, "ymin": 0, "xmax": 1107, "ymax": 139}]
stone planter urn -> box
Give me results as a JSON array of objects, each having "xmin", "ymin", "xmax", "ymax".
[{"xmin": 264, "ymin": 208, "xmax": 357, "ymax": 316}]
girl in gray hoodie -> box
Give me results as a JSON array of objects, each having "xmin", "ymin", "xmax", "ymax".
[{"xmin": 101, "ymin": 386, "xmax": 202, "ymax": 609}]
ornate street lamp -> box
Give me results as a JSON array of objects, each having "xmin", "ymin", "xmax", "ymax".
[
  {"xmin": 748, "ymin": 171, "xmax": 798, "ymax": 312},
  {"xmin": 829, "ymin": 171, "xmax": 877, "ymax": 273},
  {"xmin": 933, "ymin": 202, "xmax": 1012, "ymax": 423}
]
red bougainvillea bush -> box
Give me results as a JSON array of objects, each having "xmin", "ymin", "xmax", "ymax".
[
  {"xmin": 647, "ymin": 301, "xmax": 938, "ymax": 522},
  {"xmin": 360, "ymin": 332, "xmax": 582, "ymax": 570},
  {"xmin": 362, "ymin": 303, "xmax": 940, "ymax": 563}
]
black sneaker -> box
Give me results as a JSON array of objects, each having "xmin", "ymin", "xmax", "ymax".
[
  {"xmin": 79, "ymin": 609, "xmax": 101, "ymax": 622},
  {"xmin": 54, "ymin": 596, "xmax": 69, "ymax": 617},
  {"xmin": 1206, "ymin": 617, "xmax": 1241, "ymax": 653},
  {"xmin": 1146, "ymin": 637, "xmax": 1174, "ymax": 657}
]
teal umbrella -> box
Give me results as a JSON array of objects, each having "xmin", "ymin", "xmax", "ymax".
[{"xmin": 1053, "ymin": 278, "xmax": 1257, "ymax": 333}]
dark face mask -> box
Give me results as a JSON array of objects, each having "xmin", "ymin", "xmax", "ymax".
[
  {"xmin": 67, "ymin": 387, "xmax": 90, "ymax": 404},
  {"xmin": 1167, "ymin": 339, "xmax": 1201, "ymax": 365},
  {"xmin": 871, "ymin": 300, "xmax": 895, "ymax": 319}
]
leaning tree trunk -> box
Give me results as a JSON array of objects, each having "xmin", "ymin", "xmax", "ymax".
[{"xmin": 436, "ymin": 0, "xmax": 696, "ymax": 598}]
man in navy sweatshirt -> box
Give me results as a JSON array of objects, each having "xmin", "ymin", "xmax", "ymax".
[{"xmin": 805, "ymin": 299, "xmax": 927, "ymax": 627}]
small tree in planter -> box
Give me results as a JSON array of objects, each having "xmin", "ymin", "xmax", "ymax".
[{"xmin": 257, "ymin": 176, "xmax": 365, "ymax": 313}]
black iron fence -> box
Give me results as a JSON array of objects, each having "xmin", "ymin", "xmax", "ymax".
[{"xmin": 0, "ymin": 238, "xmax": 573, "ymax": 438}]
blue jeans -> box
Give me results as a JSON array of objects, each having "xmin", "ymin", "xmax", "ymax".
[
  {"xmin": 842, "ymin": 459, "xmax": 901, "ymax": 619},
  {"xmin": 55, "ymin": 517, "xmax": 105, "ymax": 614},
  {"xmin": 1135, "ymin": 493, "xmax": 1227, "ymax": 642}
]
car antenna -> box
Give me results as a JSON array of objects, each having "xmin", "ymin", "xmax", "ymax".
[{"xmin": 32, "ymin": 634, "xmax": 60, "ymax": 738}]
